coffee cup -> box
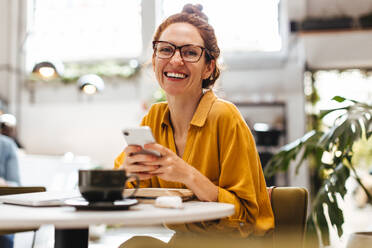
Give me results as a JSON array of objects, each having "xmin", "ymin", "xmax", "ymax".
[{"xmin": 78, "ymin": 169, "xmax": 139, "ymax": 202}]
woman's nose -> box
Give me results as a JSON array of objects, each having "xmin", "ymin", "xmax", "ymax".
[{"xmin": 169, "ymin": 49, "xmax": 184, "ymax": 65}]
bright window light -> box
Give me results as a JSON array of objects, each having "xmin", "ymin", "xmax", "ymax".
[
  {"xmin": 26, "ymin": 0, "xmax": 142, "ymax": 65},
  {"xmin": 312, "ymin": 70, "xmax": 372, "ymax": 126},
  {"xmin": 315, "ymin": 70, "xmax": 372, "ymax": 108},
  {"xmin": 161, "ymin": 0, "xmax": 282, "ymax": 53}
]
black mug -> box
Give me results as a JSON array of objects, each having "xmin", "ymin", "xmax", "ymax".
[{"xmin": 78, "ymin": 169, "xmax": 139, "ymax": 202}]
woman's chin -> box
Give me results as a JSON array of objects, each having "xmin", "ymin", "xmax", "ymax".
[{"xmin": 162, "ymin": 86, "xmax": 186, "ymax": 96}]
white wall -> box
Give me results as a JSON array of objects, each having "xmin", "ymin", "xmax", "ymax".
[
  {"xmin": 19, "ymin": 74, "xmax": 155, "ymax": 167},
  {"xmin": 307, "ymin": 0, "xmax": 372, "ymax": 18},
  {"xmin": 287, "ymin": 0, "xmax": 307, "ymax": 21},
  {"xmin": 301, "ymin": 30, "xmax": 372, "ymax": 69}
]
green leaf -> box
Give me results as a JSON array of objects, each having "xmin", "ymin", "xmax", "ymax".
[
  {"xmin": 352, "ymin": 119, "xmax": 363, "ymax": 142},
  {"xmin": 326, "ymin": 193, "xmax": 344, "ymax": 237},
  {"xmin": 331, "ymin": 164, "xmax": 350, "ymax": 198},
  {"xmin": 312, "ymin": 190, "xmax": 330, "ymax": 245},
  {"xmin": 264, "ymin": 131, "xmax": 321, "ymax": 178},
  {"xmin": 332, "ymin": 96, "xmax": 346, "ymax": 102},
  {"xmin": 319, "ymin": 118, "xmax": 349, "ymax": 149},
  {"xmin": 338, "ymin": 124, "xmax": 354, "ymax": 153},
  {"xmin": 332, "ymin": 96, "xmax": 357, "ymax": 104},
  {"xmin": 295, "ymin": 148, "xmax": 309, "ymax": 174},
  {"xmin": 295, "ymin": 145, "xmax": 324, "ymax": 174}
]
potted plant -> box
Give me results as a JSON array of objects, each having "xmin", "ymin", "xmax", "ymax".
[{"xmin": 264, "ymin": 96, "xmax": 372, "ymax": 246}]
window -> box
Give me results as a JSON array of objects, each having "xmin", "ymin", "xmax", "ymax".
[
  {"xmin": 26, "ymin": 0, "xmax": 142, "ymax": 67},
  {"xmin": 306, "ymin": 69, "xmax": 372, "ymax": 126},
  {"xmin": 313, "ymin": 70, "xmax": 372, "ymax": 108},
  {"xmin": 160, "ymin": 0, "xmax": 282, "ymax": 53}
]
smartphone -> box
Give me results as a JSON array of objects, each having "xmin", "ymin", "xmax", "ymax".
[{"xmin": 122, "ymin": 126, "xmax": 161, "ymax": 157}]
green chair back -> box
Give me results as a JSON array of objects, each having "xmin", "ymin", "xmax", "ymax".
[{"xmin": 269, "ymin": 187, "xmax": 308, "ymax": 248}]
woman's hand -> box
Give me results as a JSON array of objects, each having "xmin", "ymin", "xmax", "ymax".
[
  {"xmin": 144, "ymin": 143, "xmax": 218, "ymax": 202},
  {"xmin": 120, "ymin": 145, "xmax": 160, "ymax": 181},
  {"xmin": 142, "ymin": 143, "xmax": 193, "ymax": 184}
]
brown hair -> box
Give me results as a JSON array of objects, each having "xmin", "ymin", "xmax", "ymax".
[{"xmin": 153, "ymin": 4, "xmax": 220, "ymax": 89}]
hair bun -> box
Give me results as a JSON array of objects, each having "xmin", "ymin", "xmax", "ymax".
[{"xmin": 182, "ymin": 4, "xmax": 208, "ymax": 22}]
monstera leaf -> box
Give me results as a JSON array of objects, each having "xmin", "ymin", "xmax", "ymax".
[{"xmin": 264, "ymin": 96, "xmax": 372, "ymax": 245}]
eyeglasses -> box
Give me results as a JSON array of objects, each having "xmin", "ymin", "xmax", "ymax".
[{"xmin": 152, "ymin": 41, "xmax": 207, "ymax": 63}]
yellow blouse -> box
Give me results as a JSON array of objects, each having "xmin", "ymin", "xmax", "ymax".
[{"xmin": 114, "ymin": 90, "xmax": 274, "ymax": 237}]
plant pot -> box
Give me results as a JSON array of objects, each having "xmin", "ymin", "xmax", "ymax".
[{"xmin": 346, "ymin": 232, "xmax": 372, "ymax": 248}]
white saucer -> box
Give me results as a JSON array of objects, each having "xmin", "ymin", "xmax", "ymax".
[{"xmin": 65, "ymin": 198, "xmax": 138, "ymax": 210}]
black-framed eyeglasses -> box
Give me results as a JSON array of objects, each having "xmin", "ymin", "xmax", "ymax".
[{"xmin": 152, "ymin": 41, "xmax": 208, "ymax": 63}]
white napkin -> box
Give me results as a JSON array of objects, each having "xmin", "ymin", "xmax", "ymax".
[{"xmin": 154, "ymin": 196, "xmax": 183, "ymax": 209}]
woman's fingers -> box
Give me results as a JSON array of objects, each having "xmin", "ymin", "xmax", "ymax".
[
  {"xmin": 144, "ymin": 143, "xmax": 170, "ymax": 157},
  {"xmin": 142, "ymin": 152, "xmax": 175, "ymax": 167},
  {"xmin": 148, "ymin": 166, "xmax": 165, "ymax": 175},
  {"xmin": 125, "ymin": 153, "xmax": 158, "ymax": 165},
  {"xmin": 127, "ymin": 172, "xmax": 153, "ymax": 182},
  {"xmin": 124, "ymin": 145, "xmax": 142, "ymax": 156},
  {"xmin": 122, "ymin": 145, "xmax": 161, "ymax": 181},
  {"xmin": 125, "ymin": 164, "xmax": 159, "ymax": 173}
]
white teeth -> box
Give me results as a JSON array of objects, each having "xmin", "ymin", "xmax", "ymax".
[{"xmin": 166, "ymin": 72, "xmax": 186, "ymax": 79}]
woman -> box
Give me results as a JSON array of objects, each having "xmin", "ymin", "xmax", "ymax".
[{"xmin": 115, "ymin": 3, "xmax": 274, "ymax": 244}]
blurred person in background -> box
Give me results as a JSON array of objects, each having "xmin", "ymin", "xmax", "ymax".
[
  {"xmin": 0, "ymin": 114, "xmax": 23, "ymax": 149},
  {"xmin": 0, "ymin": 133, "xmax": 21, "ymax": 248}
]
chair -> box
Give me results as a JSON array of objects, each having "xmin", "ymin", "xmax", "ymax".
[
  {"xmin": 0, "ymin": 186, "xmax": 46, "ymax": 235},
  {"xmin": 268, "ymin": 186, "xmax": 308, "ymax": 248}
]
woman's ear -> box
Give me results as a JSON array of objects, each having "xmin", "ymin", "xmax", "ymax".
[
  {"xmin": 152, "ymin": 56, "xmax": 155, "ymax": 72},
  {"xmin": 202, "ymin": 59, "xmax": 215, "ymax": 80}
]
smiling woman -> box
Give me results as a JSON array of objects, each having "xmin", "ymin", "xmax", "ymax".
[
  {"xmin": 115, "ymin": 3, "xmax": 274, "ymax": 248},
  {"xmin": 152, "ymin": 22, "xmax": 215, "ymax": 97}
]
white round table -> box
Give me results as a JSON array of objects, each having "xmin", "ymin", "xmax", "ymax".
[{"xmin": 0, "ymin": 201, "xmax": 234, "ymax": 247}]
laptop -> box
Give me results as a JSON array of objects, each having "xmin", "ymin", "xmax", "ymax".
[{"xmin": 0, "ymin": 190, "xmax": 81, "ymax": 207}]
